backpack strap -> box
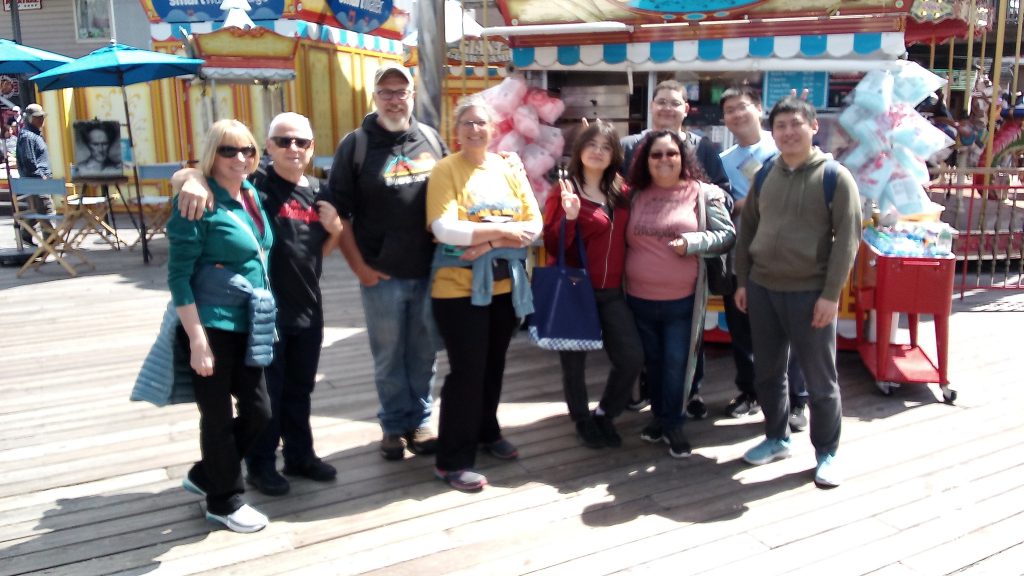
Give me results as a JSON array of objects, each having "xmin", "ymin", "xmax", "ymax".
[
  {"xmin": 418, "ymin": 123, "xmax": 444, "ymax": 159},
  {"xmin": 352, "ymin": 127, "xmax": 368, "ymax": 176},
  {"xmin": 752, "ymin": 156, "xmax": 839, "ymax": 209},
  {"xmin": 822, "ymin": 159, "xmax": 839, "ymax": 208},
  {"xmin": 752, "ymin": 155, "xmax": 776, "ymax": 197},
  {"xmin": 352, "ymin": 123, "xmax": 443, "ymax": 177}
]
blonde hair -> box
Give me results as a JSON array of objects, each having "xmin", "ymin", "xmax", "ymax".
[{"xmin": 198, "ymin": 119, "xmax": 260, "ymax": 177}]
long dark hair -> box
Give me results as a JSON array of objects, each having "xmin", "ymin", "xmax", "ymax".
[
  {"xmin": 626, "ymin": 129, "xmax": 705, "ymax": 192},
  {"xmin": 567, "ymin": 122, "xmax": 626, "ymax": 207}
]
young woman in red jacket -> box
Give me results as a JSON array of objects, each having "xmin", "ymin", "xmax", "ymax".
[{"xmin": 542, "ymin": 121, "xmax": 644, "ymax": 449}]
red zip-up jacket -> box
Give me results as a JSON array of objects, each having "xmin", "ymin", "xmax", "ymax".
[{"xmin": 542, "ymin": 180, "xmax": 630, "ymax": 290}]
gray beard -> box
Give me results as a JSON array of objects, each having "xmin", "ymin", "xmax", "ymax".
[{"xmin": 378, "ymin": 114, "xmax": 412, "ymax": 133}]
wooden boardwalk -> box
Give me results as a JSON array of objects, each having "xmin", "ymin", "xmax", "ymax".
[{"xmin": 2, "ymin": 228, "xmax": 1023, "ymax": 576}]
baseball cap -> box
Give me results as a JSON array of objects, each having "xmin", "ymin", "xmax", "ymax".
[
  {"xmin": 24, "ymin": 103, "xmax": 46, "ymax": 118},
  {"xmin": 374, "ymin": 64, "xmax": 413, "ymax": 87}
]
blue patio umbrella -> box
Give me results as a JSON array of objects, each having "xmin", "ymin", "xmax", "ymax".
[
  {"xmin": 0, "ymin": 38, "xmax": 72, "ymax": 74},
  {"xmin": 31, "ymin": 41, "xmax": 204, "ymax": 263}
]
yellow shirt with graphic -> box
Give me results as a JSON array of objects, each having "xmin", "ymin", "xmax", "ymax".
[{"xmin": 426, "ymin": 152, "xmax": 541, "ymax": 299}]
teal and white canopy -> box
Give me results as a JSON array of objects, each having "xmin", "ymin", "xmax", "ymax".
[{"xmin": 512, "ymin": 32, "xmax": 906, "ymax": 72}]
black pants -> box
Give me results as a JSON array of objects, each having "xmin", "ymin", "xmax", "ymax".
[
  {"xmin": 245, "ymin": 324, "xmax": 322, "ymax": 473},
  {"xmin": 560, "ymin": 288, "xmax": 644, "ymax": 421},
  {"xmin": 180, "ymin": 326, "xmax": 271, "ymax": 515},
  {"xmin": 432, "ymin": 294, "xmax": 519, "ymax": 471}
]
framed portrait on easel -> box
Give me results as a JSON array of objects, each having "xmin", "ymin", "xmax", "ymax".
[{"xmin": 73, "ymin": 120, "xmax": 123, "ymax": 177}]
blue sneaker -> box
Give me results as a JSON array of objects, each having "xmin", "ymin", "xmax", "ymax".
[
  {"xmin": 182, "ymin": 471, "xmax": 207, "ymax": 497},
  {"xmin": 814, "ymin": 452, "xmax": 841, "ymax": 488},
  {"xmin": 743, "ymin": 438, "xmax": 791, "ymax": 465}
]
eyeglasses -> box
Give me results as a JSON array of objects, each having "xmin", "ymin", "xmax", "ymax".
[
  {"xmin": 376, "ymin": 88, "xmax": 412, "ymax": 101},
  {"xmin": 648, "ymin": 150, "xmax": 681, "ymax": 160},
  {"xmin": 459, "ymin": 119, "xmax": 488, "ymax": 129},
  {"xmin": 653, "ymin": 98, "xmax": 685, "ymax": 108},
  {"xmin": 270, "ymin": 136, "xmax": 312, "ymax": 150},
  {"xmin": 584, "ymin": 141, "xmax": 613, "ymax": 154},
  {"xmin": 216, "ymin": 145, "xmax": 258, "ymax": 159}
]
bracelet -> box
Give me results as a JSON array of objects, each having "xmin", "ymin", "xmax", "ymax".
[{"xmin": 488, "ymin": 240, "xmax": 494, "ymax": 248}]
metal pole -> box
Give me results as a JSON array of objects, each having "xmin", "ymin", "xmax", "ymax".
[
  {"xmin": 123, "ymin": 86, "xmax": 150, "ymax": 263},
  {"xmin": 947, "ymin": 39, "xmax": 954, "ymax": 105},
  {"xmin": 415, "ymin": 0, "xmax": 443, "ymax": 130},
  {"xmin": 1011, "ymin": 0, "xmax": 1023, "ymax": 100},
  {"xmin": 9, "ymin": 0, "xmax": 30, "ymax": 108},
  {"xmin": 983, "ymin": 0, "xmax": 1009, "ymax": 168},
  {"xmin": 963, "ymin": 0, "xmax": 977, "ymax": 118}
]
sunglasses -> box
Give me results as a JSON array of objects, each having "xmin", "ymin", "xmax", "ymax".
[
  {"xmin": 270, "ymin": 136, "xmax": 312, "ymax": 150},
  {"xmin": 649, "ymin": 150, "xmax": 681, "ymax": 160},
  {"xmin": 216, "ymin": 145, "xmax": 258, "ymax": 159}
]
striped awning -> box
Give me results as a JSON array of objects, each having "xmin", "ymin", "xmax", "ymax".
[
  {"xmin": 512, "ymin": 32, "xmax": 906, "ymax": 72},
  {"xmin": 150, "ymin": 20, "xmax": 404, "ymax": 55}
]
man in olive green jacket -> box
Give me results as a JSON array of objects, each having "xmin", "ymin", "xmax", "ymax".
[{"xmin": 734, "ymin": 96, "xmax": 862, "ymax": 489}]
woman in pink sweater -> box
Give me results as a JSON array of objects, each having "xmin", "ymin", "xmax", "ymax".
[{"xmin": 625, "ymin": 130, "xmax": 735, "ymax": 459}]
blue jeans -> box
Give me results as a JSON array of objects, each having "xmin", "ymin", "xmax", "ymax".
[
  {"xmin": 628, "ymin": 294, "xmax": 695, "ymax": 431},
  {"xmin": 360, "ymin": 277, "xmax": 437, "ymax": 436}
]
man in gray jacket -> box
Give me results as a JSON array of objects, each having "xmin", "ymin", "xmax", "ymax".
[{"xmin": 734, "ymin": 96, "xmax": 861, "ymax": 488}]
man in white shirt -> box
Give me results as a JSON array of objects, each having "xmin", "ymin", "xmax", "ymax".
[{"xmin": 718, "ymin": 86, "xmax": 808, "ymax": 432}]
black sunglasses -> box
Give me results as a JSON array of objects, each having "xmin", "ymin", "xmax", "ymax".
[
  {"xmin": 216, "ymin": 145, "xmax": 258, "ymax": 159},
  {"xmin": 270, "ymin": 136, "xmax": 312, "ymax": 150},
  {"xmin": 649, "ymin": 150, "xmax": 681, "ymax": 160}
]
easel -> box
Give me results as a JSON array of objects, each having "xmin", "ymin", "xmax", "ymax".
[{"xmin": 70, "ymin": 175, "xmax": 135, "ymax": 249}]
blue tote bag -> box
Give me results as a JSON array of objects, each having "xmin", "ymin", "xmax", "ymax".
[{"xmin": 527, "ymin": 218, "xmax": 603, "ymax": 351}]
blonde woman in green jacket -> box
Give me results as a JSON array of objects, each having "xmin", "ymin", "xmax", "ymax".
[{"xmin": 166, "ymin": 119, "xmax": 275, "ymax": 534}]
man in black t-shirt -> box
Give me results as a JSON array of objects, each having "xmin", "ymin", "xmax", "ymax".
[{"xmin": 175, "ymin": 113, "xmax": 343, "ymax": 496}]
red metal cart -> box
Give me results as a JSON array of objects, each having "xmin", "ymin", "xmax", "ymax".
[{"xmin": 853, "ymin": 241, "xmax": 957, "ymax": 404}]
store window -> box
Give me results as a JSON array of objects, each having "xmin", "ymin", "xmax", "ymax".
[{"xmin": 75, "ymin": 0, "xmax": 111, "ymax": 41}]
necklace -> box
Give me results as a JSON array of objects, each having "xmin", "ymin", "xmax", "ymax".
[{"xmin": 575, "ymin": 178, "xmax": 606, "ymax": 205}]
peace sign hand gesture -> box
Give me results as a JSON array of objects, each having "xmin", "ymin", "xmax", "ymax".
[{"xmin": 558, "ymin": 168, "xmax": 580, "ymax": 221}]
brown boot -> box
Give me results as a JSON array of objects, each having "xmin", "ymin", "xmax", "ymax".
[
  {"xmin": 405, "ymin": 427, "xmax": 437, "ymax": 455},
  {"xmin": 380, "ymin": 433, "xmax": 407, "ymax": 461}
]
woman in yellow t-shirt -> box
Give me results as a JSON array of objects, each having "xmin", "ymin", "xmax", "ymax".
[{"xmin": 425, "ymin": 96, "xmax": 542, "ymax": 492}]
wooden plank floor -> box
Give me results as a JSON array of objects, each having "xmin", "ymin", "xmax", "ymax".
[{"xmin": 1, "ymin": 225, "xmax": 1023, "ymax": 576}]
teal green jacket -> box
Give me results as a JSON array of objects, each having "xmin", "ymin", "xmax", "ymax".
[{"xmin": 166, "ymin": 177, "xmax": 274, "ymax": 332}]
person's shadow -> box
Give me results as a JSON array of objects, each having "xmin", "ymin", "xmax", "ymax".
[{"xmin": 0, "ymin": 490, "xmax": 207, "ymax": 575}]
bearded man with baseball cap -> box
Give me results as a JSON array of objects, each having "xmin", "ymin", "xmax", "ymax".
[{"xmin": 328, "ymin": 64, "xmax": 449, "ymax": 461}]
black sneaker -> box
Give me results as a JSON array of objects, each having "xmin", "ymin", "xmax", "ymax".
[
  {"xmin": 627, "ymin": 372, "xmax": 650, "ymax": 411},
  {"xmin": 725, "ymin": 393, "xmax": 761, "ymax": 418},
  {"xmin": 640, "ymin": 420, "xmax": 663, "ymax": 444},
  {"xmin": 283, "ymin": 457, "xmax": 337, "ymax": 482},
  {"xmin": 575, "ymin": 418, "xmax": 605, "ymax": 449},
  {"xmin": 591, "ymin": 413, "xmax": 622, "ymax": 448},
  {"xmin": 686, "ymin": 396, "xmax": 709, "ymax": 420},
  {"xmin": 246, "ymin": 467, "xmax": 291, "ymax": 496},
  {"xmin": 664, "ymin": 427, "xmax": 692, "ymax": 459},
  {"xmin": 789, "ymin": 404, "xmax": 809, "ymax": 432}
]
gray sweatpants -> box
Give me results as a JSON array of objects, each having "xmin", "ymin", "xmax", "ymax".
[{"xmin": 746, "ymin": 279, "xmax": 842, "ymax": 456}]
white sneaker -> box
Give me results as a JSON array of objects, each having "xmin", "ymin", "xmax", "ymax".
[{"xmin": 206, "ymin": 504, "xmax": 269, "ymax": 533}]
